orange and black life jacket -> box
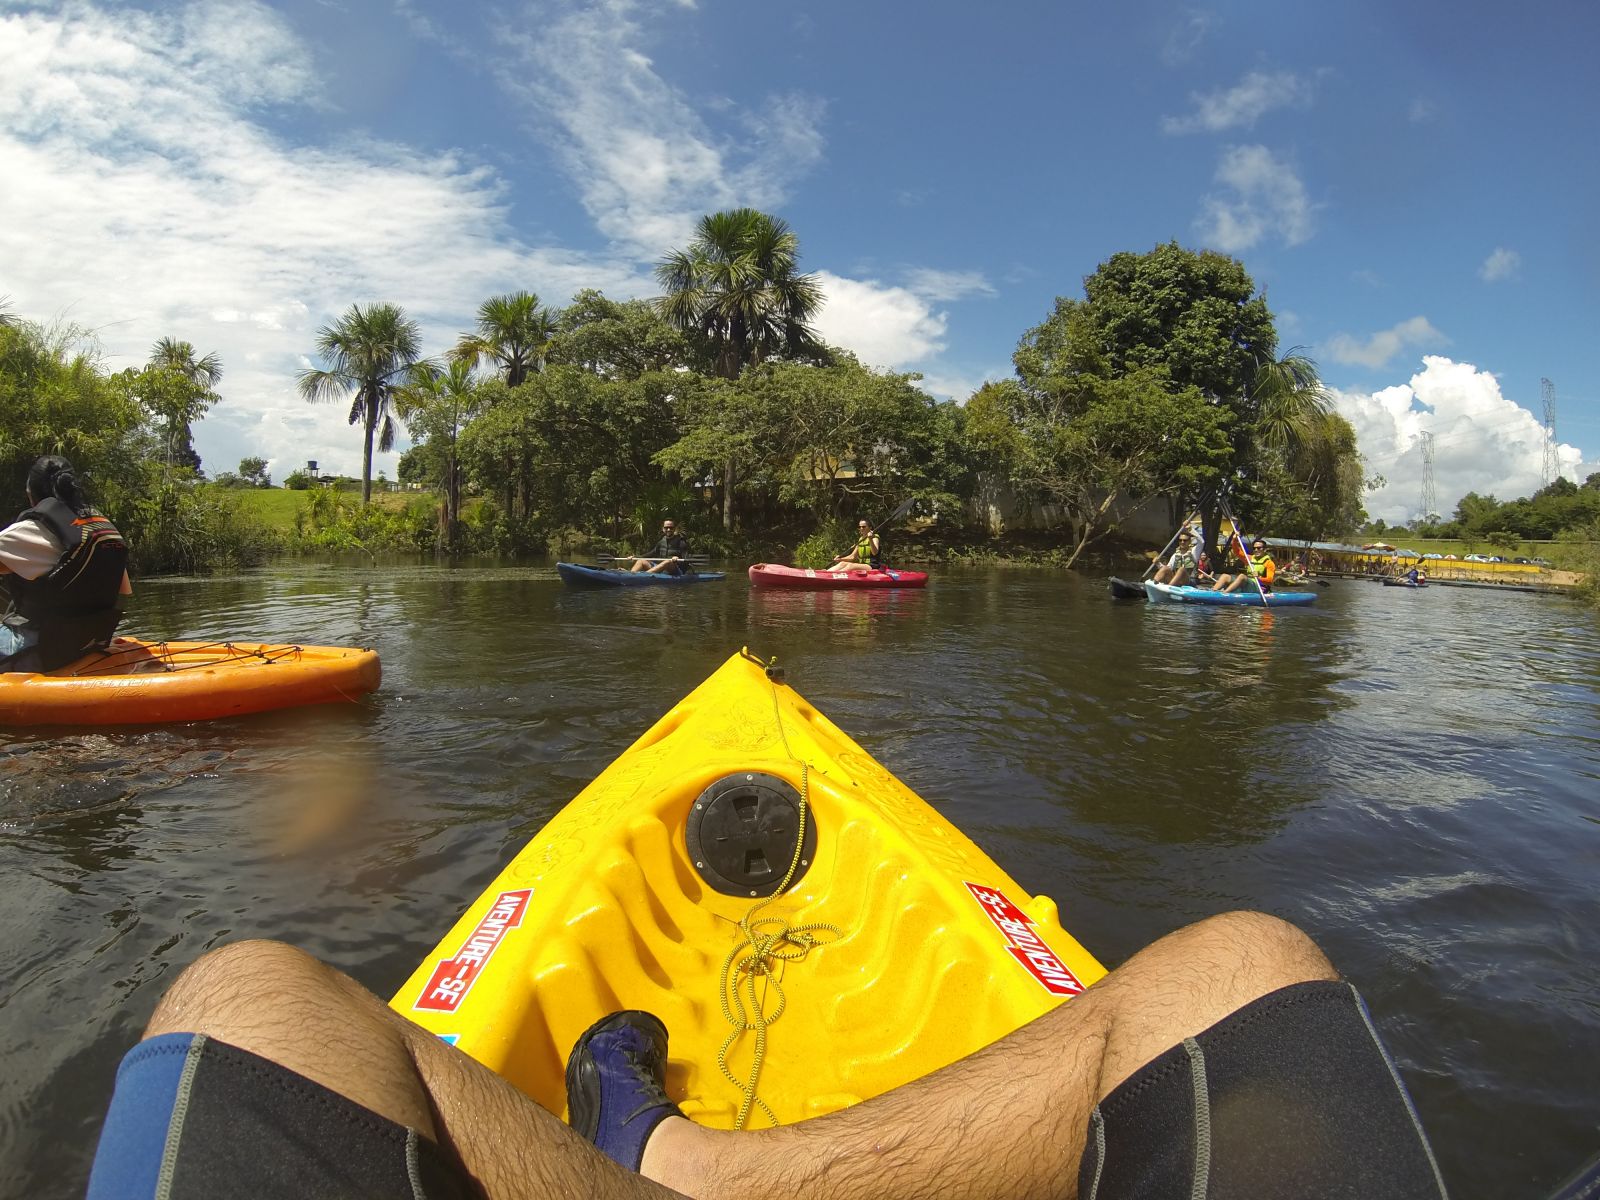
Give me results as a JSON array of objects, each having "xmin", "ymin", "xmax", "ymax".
[{"xmin": 2, "ymin": 498, "xmax": 127, "ymax": 669}]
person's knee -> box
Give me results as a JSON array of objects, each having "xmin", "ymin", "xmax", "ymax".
[
  {"xmin": 146, "ymin": 940, "xmax": 332, "ymax": 1039},
  {"xmin": 1187, "ymin": 910, "xmax": 1336, "ymax": 992}
]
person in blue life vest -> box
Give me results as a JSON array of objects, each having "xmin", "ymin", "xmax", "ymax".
[
  {"xmin": 626, "ymin": 518, "xmax": 692, "ymax": 575},
  {"xmin": 0, "ymin": 455, "xmax": 131, "ymax": 672},
  {"xmin": 828, "ymin": 519, "xmax": 882, "ymax": 575}
]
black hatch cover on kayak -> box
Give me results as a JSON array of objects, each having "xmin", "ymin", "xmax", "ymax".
[{"xmin": 686, "ymin": 772, "xmax": 817, "ymax": 897}]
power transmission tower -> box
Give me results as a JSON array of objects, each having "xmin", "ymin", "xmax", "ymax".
[
  {"xmin": 1541, "ymin": 377, "xmax": 1557, "ymax": 486},
  {"xmin": 1420, "ymin": 431, "xmax": 1437, "ymax": 523}
]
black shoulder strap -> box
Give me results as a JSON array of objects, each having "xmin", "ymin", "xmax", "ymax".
[{"xmin": 17, "ymin": 497, "xmax": 77, "ymax": 549}]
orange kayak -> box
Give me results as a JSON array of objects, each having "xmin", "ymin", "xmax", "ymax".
[{"xmin": 0, "ymin": 637, "xmax": 381, "ymax": 726}]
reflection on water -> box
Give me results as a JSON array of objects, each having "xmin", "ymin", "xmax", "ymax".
[{"xmin": 1, "ymin": 561, "xmax": 1596, "ymax": 1199}]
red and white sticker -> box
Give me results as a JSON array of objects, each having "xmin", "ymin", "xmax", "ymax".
[
  {"xmin": 965, "ymin": 882, "xmax": 1085, "ymax": 996},
  {"xmin": 415, "ymin": 889, "xmax": 533, "ymax": 1013}
]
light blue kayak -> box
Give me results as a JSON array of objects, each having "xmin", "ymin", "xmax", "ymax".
[
  {"xmin": 1144, "ymin": 581, "xmax": 1317, "ymax": 607},
  {"xmin": 556, "ymin": 562, "xmax": 725, "ymax": 588}
]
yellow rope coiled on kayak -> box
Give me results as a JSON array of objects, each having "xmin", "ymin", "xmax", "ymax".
[{"xmin": 714, "ymin": 658, "xmax": 843, "ymax": 1130}]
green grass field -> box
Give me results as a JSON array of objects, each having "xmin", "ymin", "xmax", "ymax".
[{"xmin": 216, "ymin": 485, "xmax": 428, "ymax": 534}]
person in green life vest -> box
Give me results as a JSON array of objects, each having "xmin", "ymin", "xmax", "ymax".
[
  {"xmin": 1213, "ymin": 537, "xmax": 1276, "ymax": 594},
  {"xmin": 828, "ymin": 519, "xmax": 882, "ymax": 575}
]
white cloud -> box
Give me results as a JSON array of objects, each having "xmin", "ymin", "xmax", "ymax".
[
  {"xmin": 1162, "ymin": 70, "xmax": 1313, "ymax": 135},
  {"xmin": 1329, "ymin": 356, "xmax": 1594, "ymax": 522},
  {"xmin": 811, "ymin": 272, "xmax": 946, "ymax": 369},
  {"xmin": 1161, "ymin": 8, "xmax": 1218, "ymax": 66},
  {"xmin": 0, "ymin": 1, "xmax": 650, "ymax": 480},
  {"xmin": 1195, "ymin": 144, "xmax": 1315, "ymax": 251},
  {"xmin": 1408, "ymin": 97, "xmax": 1437, "ymax": 124},
  {"xmin": 1324, "ymin": 316, "xmax": 1447, "ymax": 369},
  {"xmin": 492, "ymin": 1, "xmax": 826, "ymax": 255},
  {"xmin": 1479, "ymin": 247, "xmax": 1521, "ymax": 282},
  {"xmin": 903, "ymin": 269, "xmax": 995, "ymax": 303}
]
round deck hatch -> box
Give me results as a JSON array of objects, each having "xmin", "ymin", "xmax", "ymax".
[{"xmin": 685, "ymin": 772, "xmax": 817, "ymax": 897}]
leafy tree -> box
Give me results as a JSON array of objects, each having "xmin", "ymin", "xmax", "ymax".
[
  {"xmin": 394, "ymin": 359, "xmax": 482, "ymax": 550},
  {"xmin": 1, "ymin": 316, "xmax": 150, "ymax": 507},
  {"xmin": 1035, "ymin": 245, "xmax": 1345, "ymax": 550},
  {"xmin": 454, "ymin": 291, "xmax": 556, "ymax": 387},
  {"xmin": 979, "ymin": 357, "xmax": 1232, "ymax": 565},
  {"xmin": 283, "ymin": 469, "xmax": 314, "ymax": 491},
  {"xmin": 658, "ymin": 357, "xmax": 961, "ymax": 527},
  {"xmin": 239, "ymin": 456, "xmax": 270, "ymax": 488},
  {"xmin": 145, "ymin": 337, "xmax": 222, "ymax": 474},
  {"xmin": 547, "ymin": 290, "xmax": 691, "ymax": 380},
  {"xmin": 298, "ymin": 303, "xmax": 425, "ymax": 504},
  {"xmin": 656, "ymin": 209, "xmax": 827, "ymax": 527}
]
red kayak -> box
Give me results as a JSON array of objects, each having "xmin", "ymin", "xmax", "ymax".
[{"xmin": 748, "ymin": 563, "xmax": 929, "ymax": 589}]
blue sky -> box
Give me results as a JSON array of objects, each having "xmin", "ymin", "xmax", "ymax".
[{"xmin": 2, "ymin": 0, "xmax": 1596, "ymax": 521}]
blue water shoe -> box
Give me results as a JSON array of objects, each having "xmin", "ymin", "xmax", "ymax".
[{"xmin": 565, "ymin": 1010, "xmax": 685, "ymax": 1171}]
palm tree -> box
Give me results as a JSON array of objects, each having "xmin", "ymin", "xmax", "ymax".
[
  {"xmin": 454, "ymin": 291, "xmax": 556, "ymax": 387},
  {"xmin": 656, "ymin": 209, "xmax": 826, "ymax": 526},
  {"xmin": 146, "ymin": 337, "xmax": 223, "ymax": 474},
  {"xmin": 298, "ymin": 303, "xmax": 424, "ymax": 504},
  {"xmin": 394, "ymin": 358, "xmax": 481, "ymax": 549},
  {"xmin": 1248, "ymin": 349, "xmax": 1330, "ymax": 453}
]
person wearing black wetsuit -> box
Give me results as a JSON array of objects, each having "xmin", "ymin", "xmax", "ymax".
[{"xmin": 0, "ymin": 455, "xmax": 131, "ymax": 672}]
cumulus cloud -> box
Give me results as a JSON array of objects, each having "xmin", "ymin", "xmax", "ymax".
[
  {"xmin": 1195, "ymin": 145, "xmax": 1315, "ymax": 251},
  {"xmin": 1329, "ymin": 356, "xmax": 1593, "ymax": 522},
  {"xmin": 1162, "ymin": 70, "xmax": 1313, "ymax": 135},
  {"xmin": 493, "ymin": 0, "xmax": 826, "ymax": 255},
  {"xmin": 811, "ymin": 272, "xmax": 946, "ymax": 369},
  {"xmin": 0, "ymin": 1, "xmax": 652, "ymax": 478},
  {"xmin": 1324, "ymin": 316, "xmax": 1447, "ymax": 369},
  {"xmin": 1479, "ymin": 247, "xmax": 1521, "ymax": 282}
]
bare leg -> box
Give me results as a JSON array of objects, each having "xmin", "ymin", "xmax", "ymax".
[
  {"xmin": 142, "ymin": 940, "xmax": 681, "ymax": 1200},
  {"xmin": 642, "ymin": 912, "xmax": 1335, "ymax": 1200},
  {"xmin": 631, "ymin": 558, "xmax": 654, "ymax": 573}
]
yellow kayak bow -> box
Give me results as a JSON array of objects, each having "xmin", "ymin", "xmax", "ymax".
[{"xmin": 391, "ymin": 648, "xmax": 1105, "ymax": 1128}]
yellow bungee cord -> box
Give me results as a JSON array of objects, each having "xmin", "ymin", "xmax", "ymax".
[{"xmin": 713, "ymin": 657, "xmax": 844, "ymax": 1129}]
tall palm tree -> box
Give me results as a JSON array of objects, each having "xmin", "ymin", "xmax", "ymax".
[
  {"xmin": 147, "ymin": 337, "xmax": 223, "ymax": 473},
  {"xmin": 656, "ymin": 209, "xmax": 826, "ymax": 526},
  {"xmin": 297, "ymin": 303, "xmax": 424, "ymax": 504},
  {"xmin": 454, "ymin": 291, "xmax": 556, "ymax": 387}
]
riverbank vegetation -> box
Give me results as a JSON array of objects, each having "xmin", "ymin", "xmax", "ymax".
[{"xmin": 5, "ymin": 228, "xmax": 1569, "ymax": 597}]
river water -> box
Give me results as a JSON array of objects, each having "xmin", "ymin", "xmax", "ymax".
[{"xmin": 1, "ymin": 561, "xmax": 1596, "ymax": 1198}]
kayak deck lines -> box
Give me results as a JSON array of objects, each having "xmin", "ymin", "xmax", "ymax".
[{"xmin": 61, "ymin": 639, "xmax": 305, "ymax": 676}]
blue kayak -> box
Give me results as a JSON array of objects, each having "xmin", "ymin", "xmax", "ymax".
[
  {"xmin": 556, "ymin": 562, "xmax": 725, "ymax": 588},
  {"xmin": 1144, "ymin": 581, "xmax": 1317, "ymax": 607}
]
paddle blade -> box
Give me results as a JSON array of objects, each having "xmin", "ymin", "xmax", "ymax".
[{"xmin": 878, "ymin": 496, "xmax": 918, "ymax": 529}]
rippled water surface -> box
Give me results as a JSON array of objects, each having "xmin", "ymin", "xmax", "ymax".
[{"xmin": 2, "ymin": 561, "xmax": 1597, "ymax": 1198}]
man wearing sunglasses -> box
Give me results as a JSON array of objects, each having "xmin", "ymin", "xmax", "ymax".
[{"xmin": 628, "ymin": 519, "xmax": 692, "ymax": 575}]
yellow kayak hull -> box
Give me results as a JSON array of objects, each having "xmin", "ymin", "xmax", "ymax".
[
  {"xmin": 391, "ymin": 648, "xmax": 1105, "ymax": 1128},
  {"xmin": 0, "ymin": 637, "xmax": 381, "ymax": 726}
]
